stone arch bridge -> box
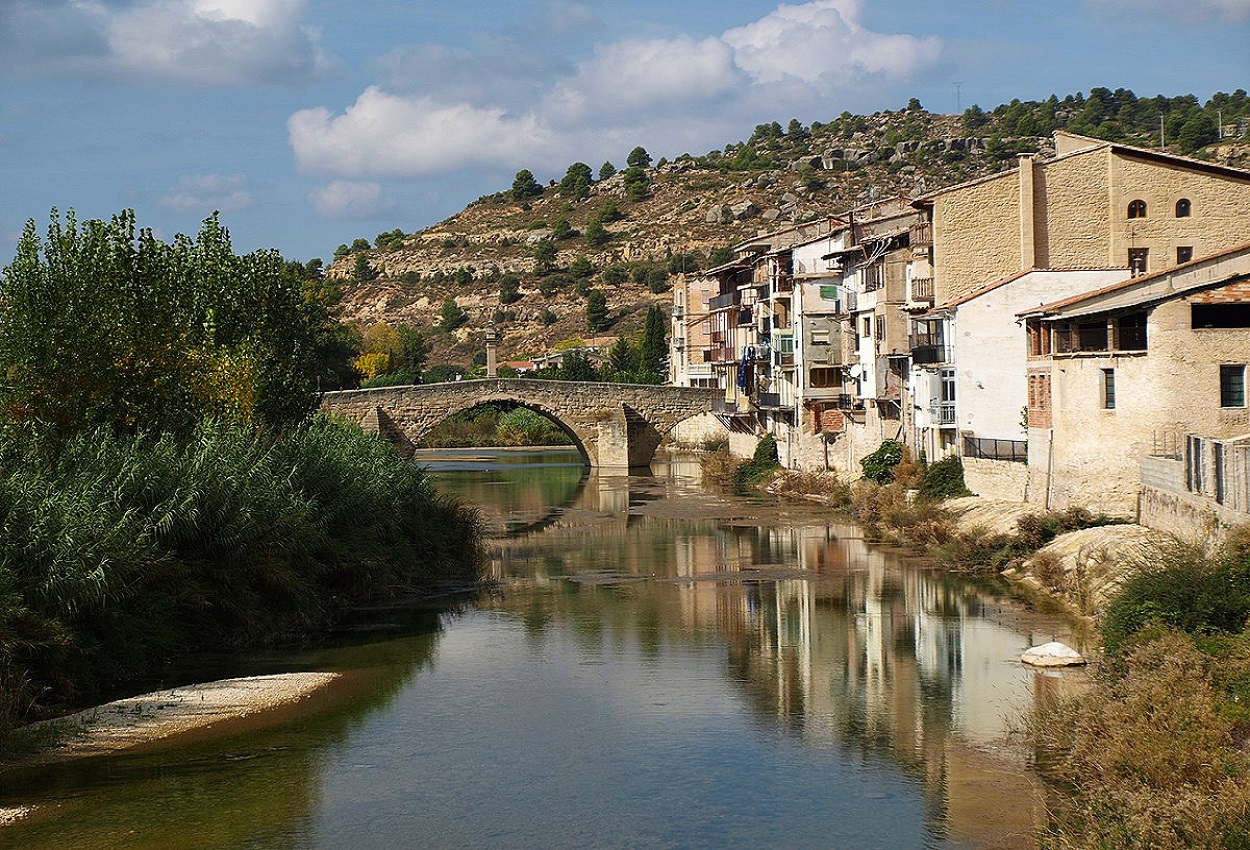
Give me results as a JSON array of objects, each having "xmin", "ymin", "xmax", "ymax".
[{"xmin": 321, "ymin": 379, "xmax": 716, "ymax": 468}]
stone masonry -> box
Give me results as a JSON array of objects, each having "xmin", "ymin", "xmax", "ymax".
[{"xmin": 321, "ymin": 379, "xmax": 716, "ymax": 468}]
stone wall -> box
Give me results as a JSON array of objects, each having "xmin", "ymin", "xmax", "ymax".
[{"xmin": 962, "ymin": 457, "xmax": 1030, "ymax": 502}]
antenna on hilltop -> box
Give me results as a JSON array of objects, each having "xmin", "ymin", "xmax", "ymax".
[{"xmin": 954, "ymin": 81, "xmax": 964, "ymax": 112}]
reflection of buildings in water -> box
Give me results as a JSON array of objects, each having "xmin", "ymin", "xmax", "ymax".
[{"xmin": 669, "ymin": 521, "xmax": 1046, "ymax": 844}]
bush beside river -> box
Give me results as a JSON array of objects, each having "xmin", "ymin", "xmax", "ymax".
[
  {"xmin": 0, "ymin": 210, "xmax": 482, "ymax": 744},
  {"xmin": 0, "ymin": 418, "xmax": 481, "ymax": 739}
]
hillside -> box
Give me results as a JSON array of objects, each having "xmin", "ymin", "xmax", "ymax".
[{"xmin": 327, "ymin": 88, "xmax": 1250, "ymax": 370}]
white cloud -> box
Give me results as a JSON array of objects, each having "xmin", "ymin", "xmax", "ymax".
[
  {"xmin": 543, "ymin": 36, "xmax": 740, "ymax": 125},
  {"xmin": 289, "ymin": 87, "xmax": 554, "ymax": 178},
  {"xmin": 723, "ymin": 0, "xmax": 940, "ymax": 84},
  {"xmin": 307, "ymin": 180, "xmax": 396, "ymax": 220},
  {"xmin": 158, "ymin": 173, "xmax": 254, "ymax": 214},
  {"xmin": 288, "ymin": 0, "xmax": 941, "ymax": 179},
  {"xmin": 0, "ymin": 0, "xmax": 331, "ymax": 86}
]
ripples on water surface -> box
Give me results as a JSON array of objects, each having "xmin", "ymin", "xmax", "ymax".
[{"xmin": 0, "ymin": 448, "xmax": 1088, "ymax": 849}]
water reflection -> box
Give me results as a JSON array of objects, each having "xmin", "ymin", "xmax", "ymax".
[{"xmin": 0, "ymin": 449, "xmax": 1084, "ymax": 849}]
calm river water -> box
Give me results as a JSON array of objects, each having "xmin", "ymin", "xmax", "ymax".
[{"xmin": 0, "ymin": 449, "xmax": 1087, "ymax": 849}]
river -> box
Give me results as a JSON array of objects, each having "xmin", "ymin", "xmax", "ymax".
[{"xmin": 0, "ymin": 448, "xmax": 1087, "ymax": 849}]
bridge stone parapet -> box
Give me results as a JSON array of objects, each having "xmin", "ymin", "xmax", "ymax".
[{"xmin": 321, "ymin": 379, "xmax": 717, "ymax": 469}]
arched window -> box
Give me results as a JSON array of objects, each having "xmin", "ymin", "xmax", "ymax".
[
  {"xmin": 1128, "ymin": 200, "xmax": 1147, "ymax": 219},
  {"xmin": 1176, "ymin": 198, "xmax": 1191, "ymax": 217}
]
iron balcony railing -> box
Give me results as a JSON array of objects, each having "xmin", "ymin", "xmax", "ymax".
[
  {"xmin": 909, "ymin": 277, "xmax": 934, "ymax": 301},
  {"xmin": 938, "ymin": 402, "xmax": 956, "ymax": 425},
  {"xmin": 963, "ymin": 436, "xmax": 1027, "ymax": 463},
  {"xmin": 709, "ymin": 292, "xmax": 736, "ymax": 310},
  {"xmin": 754, "ymin": 392, "xmax": 783, "ymax": 409}
]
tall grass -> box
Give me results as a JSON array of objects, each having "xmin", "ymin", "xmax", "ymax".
[{"xmin": 0, "ymin": 416, "xmax": 481, "ymax": 735}]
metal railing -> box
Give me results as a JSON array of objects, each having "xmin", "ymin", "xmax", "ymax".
[
  {"xmin": 938, "ymin": 402, "xmax": 956, "ymax": 425},
  {"xmin": 754, "ymin": 392, "xmax": 783, "ymax": 409},
  {"xmin": 709, "ymin": 292, "xmax": 736, "ymax": 310},
  {"xmin": 963, "ymin": 436, "xmax": 1027, "ymax": 463}
]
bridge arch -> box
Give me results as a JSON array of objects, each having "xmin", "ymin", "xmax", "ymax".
[{"xmin": 321, "ymin": 379, "xmax": 716, "ymax": 469}]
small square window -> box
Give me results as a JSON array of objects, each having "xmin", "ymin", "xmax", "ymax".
[
  {"xmin": 1177, "ymin": 246, "xmax": 1193, "ymax": 264},
  {"xmin": 1102, "ymin": 368, "xmax": 1116, "ymax": 409},
  {"xmin": 1221, "ymin": 365, "xmax": 1246, "ymax": 408}
]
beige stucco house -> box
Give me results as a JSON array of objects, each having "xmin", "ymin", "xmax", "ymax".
[{"xmin": 1020, "ymin": 243, "xmax": 1250, "ymax": 520}]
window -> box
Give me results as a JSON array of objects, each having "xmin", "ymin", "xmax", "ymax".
[
  {"xmin": 1193, "ymin": 304, "xmax": 1250, "ymax": 329},
  {"xmin": 1128, "ymin": 199, "xmax": 1147, "ymax": 219},
  {"xmin": 1102, "ymin": 368, "xmax": 1116, "ymax": 409},
  {"xmin": 810, "ymin": 366, "xmax": 841, "ymax": 388},
  {"xmin": 939, "ymin": 368, "xmax": 956, "ymax": 424},
  {"xmin": 1176, "ymin": 198, "xmax": 1191, "ymax": 218},
  {"xmin": 862, "ymin": 316, "xmax": 872, "ymax": 337},
  {"xmin": 1177, "ymin": 246, "xmax": 1193, "ymax": 264},
  {"xmin": 1128, "ymin": 247, "xmax": 1149, "ymax": 277},
  {"xmin": 1221, "ymin": 365, "xmax": 1246, "ymax": 408}
]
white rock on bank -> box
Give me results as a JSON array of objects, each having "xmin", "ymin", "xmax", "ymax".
[{"xmin": 1020, "ymin": 641, "xmax": 1086, "ymax": 667}]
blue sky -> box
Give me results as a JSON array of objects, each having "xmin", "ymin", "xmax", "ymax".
[{"xmin": 1, "ymin": 0, "xmax": 1248, "ymax": 264}]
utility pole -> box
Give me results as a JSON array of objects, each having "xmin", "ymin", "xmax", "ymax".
[{"xmin": 1160, "ymin": 115, "xmax": 1165, "ymax": 150}]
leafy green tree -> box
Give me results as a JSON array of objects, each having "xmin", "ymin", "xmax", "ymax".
[
  {"xmin": 350, "ymin": 237, "xmax": 371, "ymax": 252},
  {"xmin": 598, "ymin": 161, "xmax": 617, "ymax": 181},
  {"xmin": 640, "ymin": 305, "xmax": 667, "ymax": 377},
  {"xmin": 560, "ymin": 349, "xmax": 598, "ymax": 382},
  {"xmin": 607, "ymin": 336, "xmax": 636, "ymax": 375},
  {"xmin": 602, "ymin": 265, "xmax": 628, "ymax": 286},
  {"xmin": 707, "ymin": 246, "xmax": 735, "ymax": 267},
  {"xmin": 0, "ymin": 209, "xmax": 324, "ymax": 437},
  {"xmin": 551, "ymin": 218, "xmax": 574, "ymax": 240},
  {"xmin": 586, "ymin": 289, "xmax": 609, "ymax": 332},
  {"xmin": 499, "ymin": 273, "xmax": 522, "ymax": 305},
  {"xmin": 667, "ymin": 252, "xmax": 701, "ymax": 275},
  {"xmin": 645, "ymin": 268, "xmax": 670, "ymax": 293},
  {"xmin": 453, "ymin": 265, "xmax": 474, "ymax": 285},
  {"xmin": 595, "ymin": 200, "xmax": 624, "ymax": 223},
  {"xmin": 1178, "ymin": 114, "xmax": 1218, "ymax": 153},
  {"xmin": 623, "ymin": 166, "xmax": 650, "ymax": 201},
  {"xmin": 353, "ymin": 252, "xmax": 378, "ymax": 283},
  {"xmin": 333, "ymin": 243, "xmax": 351, "ymax": 261},
  {"xmin": 439, "ymin": 297, "xmax": 468, "ymax": 331},
  {"xmin": 626, "ymin": 146, "xmax": 652, "ymax": 168},
  {"xmin": 570, "ymin": 255, "xmax": 595, "ymax": 279},
  {"xmin": 584, "ymin": 219, "xmax": 609, "ymax": 247},
  {"xmin": 395, "ymin": 325, "xmax": 431, "ymax": 379},
  {"xmin": 374, "ymin": 229, "xmax": 405, "ymax": 250},
  {"xmin": 533, "ymin": 238, "xmax": 558, "ymax": 274},
  {"xmin": 511, "ymin": 169, "xmax": 543, "ymax": 201},
  {"xmin": 559, "ymin": 162, "xmax": 593, "ymax": 199}
]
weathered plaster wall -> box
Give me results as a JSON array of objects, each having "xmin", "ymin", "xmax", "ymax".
[
  {"xmin": 955, "ymin": 270, "xmax": 1126, "ymax": 443},
  {"xmin": 1047, "ymin": 297, "xmax": 1250, "ymax": 516}
]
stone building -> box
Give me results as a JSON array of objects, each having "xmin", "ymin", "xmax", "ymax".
[
  {"xmin": 1019, "ymin": 243, "xmax": 1250, "ymax": 520},
  {"xmin": 915, "ymin": 131, "xmax": 1250, "ymax": 304}
]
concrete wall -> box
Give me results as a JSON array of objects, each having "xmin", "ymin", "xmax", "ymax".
[{"xmin": 670, "ymin": 412, "xmax": 729, "ymax": 447}]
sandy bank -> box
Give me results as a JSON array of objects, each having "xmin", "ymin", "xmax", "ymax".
[{"xmin": 12, "ymin": 672, "xmax": 339, "ymax": 765}]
